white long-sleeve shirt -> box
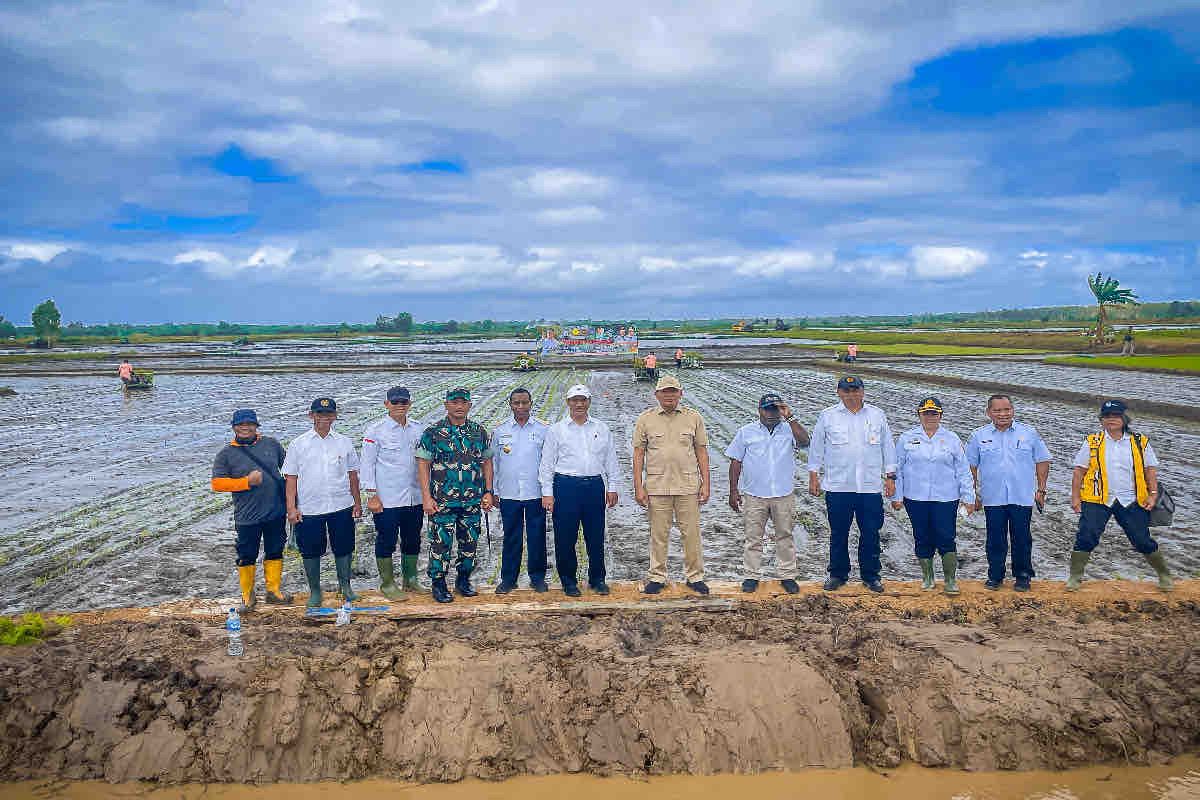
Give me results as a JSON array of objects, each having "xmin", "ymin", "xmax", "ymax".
[
  {"xmin": 538, "ymin": 416, "xmax": 621, "ymax": 496},
  {"xmin": 360, "ymin": 416, "xmax": 425, "ymax": 508},
  {"xmin": 491, "ymin": 416, "xmax": 549, "ymax": 501},
  {"xmin": 1072, "ymin": 432, "xmax": 1158, "ymax": 506},
  {"xmin": 281, "ymin": 429, "xmax": 359, "ymax": 515},
  {"xmin": 807, "ymin": 402, "xmax": 896, "ymax": 494},
  {"xmin": 892, "ymin": 424, "xmax": 975, "ymax": 503}
]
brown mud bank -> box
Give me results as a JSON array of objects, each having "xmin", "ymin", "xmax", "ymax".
[{"xmin": 2, "ymin": 580, "xmax": 1199, "ymax": 785}]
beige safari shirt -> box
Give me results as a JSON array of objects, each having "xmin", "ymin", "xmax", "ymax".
[{"xmin": 633, "ymin": 406, "xmax": 708, "ymax": 495}]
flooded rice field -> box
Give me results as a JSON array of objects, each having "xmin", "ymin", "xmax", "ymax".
[
  {"xmin": 875, "ymin": 358, "xmax": 1200, "ymax": 406},
  {"xmin": 1, "ymin": 364, "xmax": 1197, "ymax": 613}
]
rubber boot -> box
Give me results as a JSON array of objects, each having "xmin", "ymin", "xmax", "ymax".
[
  {"xmin": 941, "ymin": 552, "xmax": 960, "ymax": 596},
  {"xmin": 302, "ymin": 557, "xmax": 323, "ymax": 609},
  {"xmin": 455, "ymin": 571, "xmax": 478, "ymax": 597},
  {"xmin": 431, "ymin": 576, "xmax": 453, "ymax": 603},
  {"xmin": 237, "ymin": 564, "xmax": 258, "ymax": 611},
  {"xmin": 401, "ymin": 554, "xmax": 424, "ymax": 593},
  {"xmin": 1065, "ymin": 550, "xmax": 1090, "ymax": 592},
  {"xmin": 918, "ymin": 558, "xmax": 936, "ymax": 591},
  {"xmin": 1146, "ymin": 550, "xmax": 1174, "ymax": 593},
  {"xmin": 335, "ymin": 554, "xmax": 359, "ymax": 602},
  {"xmin": 376, "ymin": 557, "xmax": 407, "ymax": 601},
  {"xmin": 263, "ymin": 559, "xmax": 293, "ymax": 604}
]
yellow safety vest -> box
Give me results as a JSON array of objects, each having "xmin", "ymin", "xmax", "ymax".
[{"xmin": 1080, "ymin": 432, "xmax": 1149, "ymax": 506}]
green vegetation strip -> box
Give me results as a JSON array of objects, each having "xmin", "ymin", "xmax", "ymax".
[
  {"xmin": 0, "ymin": 613, "xmax": 73, "ymax": 645},
  {"xmin": 804, "ymin": 342, "xmax": 1044, "ymax": 356},
  {"xmin": 1045, "ymin": 355, "xmax": 1200, "ymax": 375}
]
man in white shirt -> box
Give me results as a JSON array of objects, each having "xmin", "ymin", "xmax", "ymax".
[
  {"xmin": 283, "ymin": 397, "xmax": 362, "ymax": 610},
  {"xmin": 807, "ymin": 376, "xmax": 896, "ymax": 593},
  {"xmin": 538, "ymin": 383, "xmax": 620, "ymax": 597},
  {"xmin": 491, "ymin": 388, "xmax": 550, "ymax": 594},
  {"xmin": 361, "ymin": 386, "xmax": 426, "ymax": 600},
  {"xmin": 1067, "ymin": 399, "xmax": 1171, "ymax": 591},
  {"xmin": 726, "ymin": 393, "xmax": 810, "ymax": 594}
]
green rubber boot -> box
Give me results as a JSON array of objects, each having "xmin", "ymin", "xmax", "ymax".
[
  {"xmin": 302, "ymin": 557, "xmax": 323, "ymax": 609},
  {"xmin": 376, "ymin": 557, "xmax": 407, "ymax": 601},
  {"xmin": 1065, "ymin": 550, "xmax": 1090, "ymax": 592},
  {"xmin": 1146, "ymin": 550, "xmax": 1174, "ymax": 593},
  {"xmin": 401, "ymin": 554, "xmax": 424, "ymax": 593},
  {"xmin": 919, "ymin": 558, "xmax": 936, "ymax": 591},
  {"xmin": 335, "ymin": 554, "xmax": 359, "ymax": 602},
  {"xmin": 941, "ymin": 552, "xmax": 960, "ymax": 596}
]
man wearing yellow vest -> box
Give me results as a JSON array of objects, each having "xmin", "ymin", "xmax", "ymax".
[{"xmin": 1067, "ymin": 399, "xmax": 1171, "ymax": 592}]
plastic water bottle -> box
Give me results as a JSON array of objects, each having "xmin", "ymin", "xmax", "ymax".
[
  {"xmin": 335, "ymin": 601, "xmax": 351, "ymax": 627},
  {"xmin": 226, "ymin": 608, "xmax": 243, "ymax": 657}
]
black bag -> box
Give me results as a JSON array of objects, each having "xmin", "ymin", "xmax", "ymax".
[
  {"xmin": 1132, "ymin": 433, "xmax": 1175, "ymax": 527},
  {"xmin": 239, "ymin": 443, "xmax": 288, "ymax": 517}
]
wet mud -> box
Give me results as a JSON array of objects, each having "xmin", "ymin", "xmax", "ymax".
[{"xmin": 1, "ymin": 584, "xmax": 1199, "ymax": 784}]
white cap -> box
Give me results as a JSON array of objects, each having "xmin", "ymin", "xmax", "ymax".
[{"xmin": 565, "ymin": 383, "xmax": 591, "ymax": 399}]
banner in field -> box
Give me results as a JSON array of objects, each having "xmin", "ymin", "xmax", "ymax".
[{"xmin": 537, "ymin": 324, "xmax": 639, "ymax": 356}]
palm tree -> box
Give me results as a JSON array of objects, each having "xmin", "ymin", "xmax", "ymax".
[{"xmin": 1087, "ymin": 273, "xmax": 1138, "ymax": 347}]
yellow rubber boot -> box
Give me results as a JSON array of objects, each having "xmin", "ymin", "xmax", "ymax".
[
  {"xmin": 263, "ymin": 559, "xmax": 294, "ymax": 604},
  {"xmin": 238, "ymin": 564, "xmax": 258, "ymax": 611}
]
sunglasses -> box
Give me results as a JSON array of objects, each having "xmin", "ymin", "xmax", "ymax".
[{"xmin": 389, "ymin": 398, "xmax": 411, "ymax": 405}]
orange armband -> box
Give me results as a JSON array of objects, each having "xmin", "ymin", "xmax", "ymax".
[{"xmin": 211, "ymin": 476, "xmax": 251, "ymax": 493}]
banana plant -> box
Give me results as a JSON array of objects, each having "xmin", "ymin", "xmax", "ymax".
[{"xmin": 1087, "ymin": 272, "xmax": 1137, "ymax": 347}]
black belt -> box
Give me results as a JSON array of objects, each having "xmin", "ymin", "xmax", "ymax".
[{"xmin": 555, "ymin": 473, "xmax": 603, "ymax": 481}]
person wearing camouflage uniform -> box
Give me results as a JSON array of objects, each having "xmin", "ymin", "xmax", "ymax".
[{"xmin": 416, "ymin": 387, "xmax": 494, "ymax": 603}]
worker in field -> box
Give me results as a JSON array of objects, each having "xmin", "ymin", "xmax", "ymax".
[
  {"xmin": 1067, "ymin": 400, "xmax": 1172, "ymax": 592},
  {"xmin": 726, "ymin": 393, "xmax": 810, "ymax": 594},
  {"xmin": 211, "ymin": 409, "xmax": 292, "ymax": 611},
  {"xmin": 845, "ymin": 344, "xmax": 858, "ymax": 362},
  {"xmin": 361, "ymin": 386, "xmax": 426, "ymax": 600},
  {"xmin": 538, "ymin": 383, "xmax": 620, "ymax": 596},
  {"xmin": 807, "ymin": 376, "xmax": 895, "ymax": 593},
  {"xmin": 118, "ymin": 359, "xmax": 134, "ymax": 385},
  {"xmin": 492, "ymin": 388, "xmax": 550, "ymax": 593},
  {"xmin": 965, "ymin": 395, "xmax": 1051, "ymax": 592},
  {"xmin": 417, "ymin": 388, "xmax": 494, "ymax": 603},
  {"xmin": 888, "ymin": 398, "xmax": 975, "ymax": 596},
  {"xmin": 634, "ymin": 374, "xmax": 711, "ymax": 595},
  {"xmin": 675, "ymin": 347, "xmax": 684, "ymax": 368},
  {"xmin": 284, "ymin": 397, "xmax": 363, "ymax": 610}
]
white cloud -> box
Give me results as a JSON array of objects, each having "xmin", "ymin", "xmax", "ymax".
[
  {"xmin": 246, "ymin": 246, "xmax": 296, "ymax": 268},
  {"xmin": 639, "ymin": 256, "xmax": 681, "ymax": 272},
  {"xmin": 173, "ymin": 249, "xmax": 230, "ymax": 267},
  {"xmin": 910, "ymin": 246, "xmax": 988, "ymax": 278},
  {"xmin": 1020, "ymin": 249, "xmax": 1049, "ymax": 268},
  {"xmin": 43, "ymin": 113, "xmax": 164, "ymax": 148},
  {"xmin": 535, "ymin": 205, "xmax": 606, "ymax": 225},
  {"xmin": 735, "ymin": 249, "xmax": 831, "ymax": 278},
  {"xmin": 6, "ymin": 243, "xmax": 67, "ymax": 263},
  {"xmin": 570, "ymin": 261, "xmax": 601, "ymax": 273},
  {"xmin": 522, "ymin": 169, "xmax": 611, "ymax": 199}
]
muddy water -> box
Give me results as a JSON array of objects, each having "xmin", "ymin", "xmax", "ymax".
[
  {"xmin": 4, "ymin": 759, "xmax": 1200, "ymax": 799},
  {"xmin": 2, "ymin": 364, "xmax": 1197, "ymax": 614}
]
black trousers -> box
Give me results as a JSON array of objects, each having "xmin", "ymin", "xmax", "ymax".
[
  {"xmin": 296, "ymin": 508, "xmax": 355, "ymax": 559},
  {"xmin": 825, "ymin": 492, "xmax": 883, "ymax": 583},
  {"xmin": 903, "ymin": 498, "xmax": 958, "ymax": 558},
  {"xmin": 984, "ymin": 504, "xmax": 1034, "ymax": 581},
  {"xmin": 1075, "ymin": 500, "xmax": 1158, "ymax": 554},
  {"xmin": 499, "ymin": 498, "xmax": 548, "ymax": 586},
  {"xmin": 235, "ymin": 516, "xmax": 286, "ymax": 566},
  {"xmin": 552, "ymin": 474, "xmax": 606, "ymax": 588},
  {"xmin": 372, "ymin": 504, "xmax": 424, "ymax": 558}
]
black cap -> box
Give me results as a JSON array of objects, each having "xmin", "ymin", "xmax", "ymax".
[
  {"xmin": 837, "ymin": 375, "xmax": 864, "ymax": 390},
  {"xmin": 917, "ymin": 397, "xmax": 943, "ymax": 413},
  {"xmin": 1100, "ymin": 399, "xmax": 1127, "ymax": 416},
  {"xmin": 310, "ymin": 397, "xmax": 337, "ymax": 413},
  {"xmin": 230, "ymin": 409, "xmax": 259, "ymax": 426},
  {"xmin": 759, "ymin": 393, "xmax": 783, "ymax": 409},
  {"xmin": 386, "ymin": 386, "xmax": 411, "ymax": 403}
]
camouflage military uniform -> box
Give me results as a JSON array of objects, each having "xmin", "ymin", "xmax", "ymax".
[{"xmin": 416, "ymin": 418, "xmax": 492, "ymax": 580}]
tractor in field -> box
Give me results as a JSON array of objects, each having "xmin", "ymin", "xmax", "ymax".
[
  {"xmin": 513, "ymin": 352, "xmax": 537, "ymax": 372},
  {"xmin": 123, "ymin": 370, "xmax": 155, "ymax": 391},
  {"xmin": 633, "ymin": 356, "xmax": 659, "ymax": 382},
  {"xmin": 680, "ymin": 351, "xmax": 702, "ymax": 369}
]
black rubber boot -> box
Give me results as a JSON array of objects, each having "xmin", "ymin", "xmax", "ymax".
[
  {"xmin": 432, "ymin": 577, "xmax": 453, "ymax": 603},
  {"xmin": 455, "ymin": 572, "xmax": 478, "ymax": 597}
]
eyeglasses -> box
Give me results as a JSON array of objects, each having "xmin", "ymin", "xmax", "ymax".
[{"xmin": 389, "ymin": 398, "xmax": 411, "ymax": 405}]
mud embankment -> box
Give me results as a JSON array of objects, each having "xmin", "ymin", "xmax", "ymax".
[{"xmin": 1, "ymin": 583, "xmax": 1199, "ymax": 784}]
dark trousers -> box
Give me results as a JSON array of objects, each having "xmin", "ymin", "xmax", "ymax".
[
  {"xmin": 552, "ymin": 474, "xmax": 606, "ymax": 588},
  {"xmin": 500, "ymin": 498, "xmax": 547, "ymax": 586},
  {"xmin": 235, "ymin": 516, "xmax": 287, "ymax": 566},
  {"xmin": 984, "ymin": 504, "xmax": 1034, "ymax": 581},
  {"xmin": 1075, "ymin": 500, "xmax": 1158, "ymax": 554},
  {"xmin": 296, "ymin": 507, "xmax": 356, "ymax": 559},
  {"xmin": 825, "ymin": 492, "xmax": 883, "ymax": 583},
  {"xmin": 903, "ymin": 499, "xmax": 958, "ymax": 558},
  {"xmin": 372, "ymin": 504, "xmax": 424, "ymax": 558}
]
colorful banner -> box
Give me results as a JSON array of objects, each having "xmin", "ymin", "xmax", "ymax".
[{"xmin": 537, "ymin": 324, "xmax": 638, "ymax": 355}]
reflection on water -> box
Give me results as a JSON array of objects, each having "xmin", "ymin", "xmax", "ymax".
[{"xmin": 5, "ymin": 760, "xmax": 1200, "ymax": 800}]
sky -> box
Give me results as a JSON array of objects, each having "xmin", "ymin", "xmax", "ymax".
[{"xmin": 1, "ymin": 1, "xmax": 1198, "ymax": 324}]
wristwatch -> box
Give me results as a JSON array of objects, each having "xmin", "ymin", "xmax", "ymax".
[{"xmin": 885, "ymin": 473, "xmax": 897, "ymax": 480}]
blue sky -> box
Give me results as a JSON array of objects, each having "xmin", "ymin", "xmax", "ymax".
[{"xmin": 1, "ymin": 1, "xmax": 1197, "ymax": 324}]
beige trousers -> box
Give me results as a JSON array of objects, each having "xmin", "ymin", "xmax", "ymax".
[
  {"xmin": 743, "ymin": 493, "xmax": 797, "ymax": 578},
  {"xmin": 647, "ymin": 494, "xmax": 704, "ymax": 583}
]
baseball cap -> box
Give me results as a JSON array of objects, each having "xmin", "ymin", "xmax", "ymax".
[
  {"xmin": 565, "ymin": 383, "xmax": 591, "ymax": 399},
  {"xmin": 230, "ymin": 409, "xmax": 259, "ymax": 426},
  {"xmin": 837, "ymin": 375, "xmax": 864, "ymax": 390},
  {"xmin": 310, "ymin": 397, "xmax": 337, "ymax": 413},
  {"xmin": 917, "ymin": 397, "xmax": 943, "ymax": 413},
  {"xmin": 386, "ymin": 386, "xmax": 411, "ymax": 403},
  {"xmin": 446, "ymin": 387, "xmax": 471, "ymax": 401},
  {"xmin": 1100, "ymin": 399, "xmax": 1127, "ymax": 416},
  {"xmin": 759, "ymin": 393, "xmax": 783, "ymax": 409},
  {"xmin": 655, "ymin": 374, "xmax": 682, "ymax": 391}
]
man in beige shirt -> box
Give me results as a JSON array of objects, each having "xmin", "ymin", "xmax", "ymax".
[{"xmin": 633, "ymin": 374, "xmax": 711, "ymax": 595}]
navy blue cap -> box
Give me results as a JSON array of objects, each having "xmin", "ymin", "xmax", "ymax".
[
  {"xmin": 310, "ymin": 397, "xmax": 337, "ymax": 413},
  {"xmin": 1100, "ymin": 399, "xmax": 1127, "ymax": 416},
  {"xmin": 837, "ymin": 375, "xmax": 864, "ymax": 390},
  {"xmin": 387, "ymin": 386, "xmax": 411, "ymax": 403},
  {"xmin": 230, "ymin": 409, "xmax": 258, "ymax": 426},
  {"xmin": 759, "ymin": 393, "xmax": 783, "ymax": 409}
]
